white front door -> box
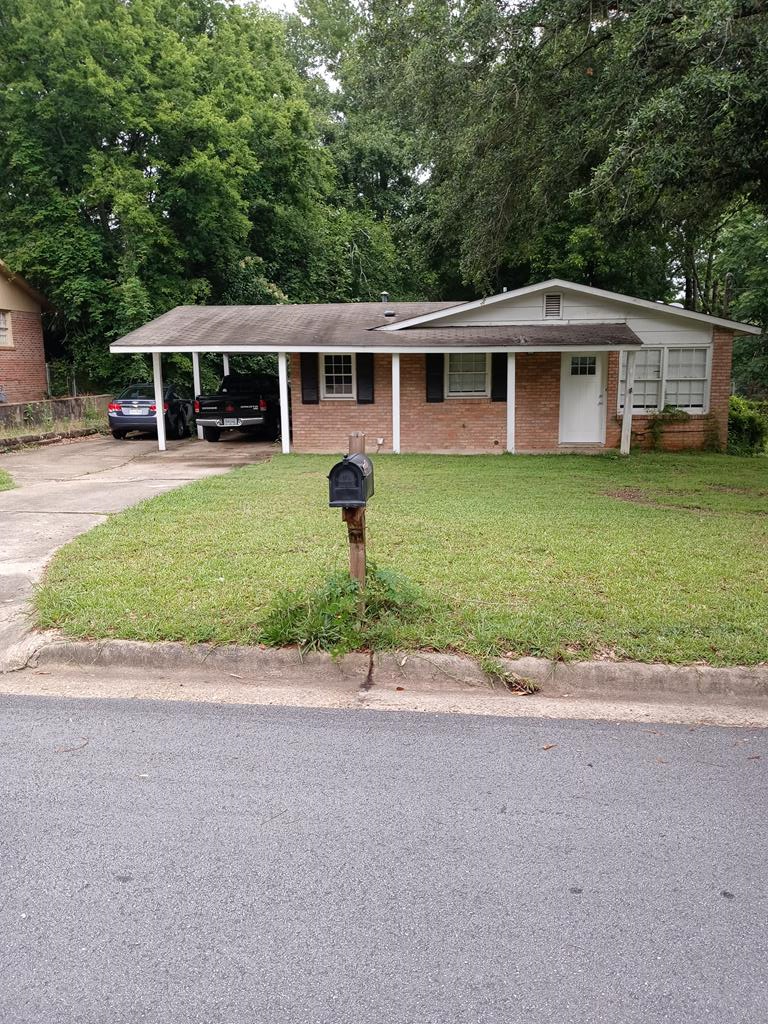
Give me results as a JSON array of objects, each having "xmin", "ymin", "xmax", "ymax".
[{"xmin": 559, "ymin": 353, "xmax": 605, "ymax": 443}]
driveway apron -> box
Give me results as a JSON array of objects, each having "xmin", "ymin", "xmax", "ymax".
[{"xmin": 0, "ymin": 434, "xmax": 271, "ymax": 667}]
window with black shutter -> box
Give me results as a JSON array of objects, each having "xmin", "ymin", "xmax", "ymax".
[
  {"xmin": 300, "ymin": 353, "xmax": 319, "ymax": 404},
  {"xmin": 425, "ymin": 354, "xmax": 444, "ymax": 402},
  {"xmin": 356, "ymin": 353, "xmax": 374, "ymax": 404}
]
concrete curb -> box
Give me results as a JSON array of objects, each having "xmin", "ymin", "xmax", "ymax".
[{"xmin": 17, "ymin": 632, "xmax": 768, "ymax": 702}]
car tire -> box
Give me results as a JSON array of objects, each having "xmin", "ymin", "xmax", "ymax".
[
  {"xmin": 202, "ymin": 426, "xmax": 221, "ymax": 443},
  {"xmin": 111, "ymin": 430, "xmax": 127, "ymax": 440}
]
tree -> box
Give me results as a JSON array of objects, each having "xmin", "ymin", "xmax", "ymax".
[{"xmin": 0, "ymin": 0, "xmax": 422, "ymax": 388}]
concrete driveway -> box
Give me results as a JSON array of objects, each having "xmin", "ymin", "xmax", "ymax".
[{"xmin": 0, "ymin": 433, "xmax": 272, "ymax": 666}]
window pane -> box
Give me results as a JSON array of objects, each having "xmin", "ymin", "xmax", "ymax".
[
  {"xmin": 323, "ymin": 354, "xmax": 353, "ymax": 396},
  {"xmin": 636, "ymin": 349, "xmax": 662, "ymax": 378},
  {"xmin": 0, "ymin": 311, "xmax": 7, "ymax": 344},
  {"xmin": 665, "ymin": 380, "xmax": 705, "ymax": 408},
  {"xmin": 667, "ymin": 348, "xmax": 707, "ymax": 379},
  {"xmin": 571, "ymin": 356, "xmax": 596, "ymax": 376},
  {"xmin": 447, "ymin": 353, "xmax": 487, "ymax": 394}
]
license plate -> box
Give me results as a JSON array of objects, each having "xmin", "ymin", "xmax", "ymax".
[
  {"xmin": 222, "ymin": 417, "xmax": 240, "ymax": 427},
  {"xmin": 126, "ymin": 407, "xmax": 146, "ymax": 415}
]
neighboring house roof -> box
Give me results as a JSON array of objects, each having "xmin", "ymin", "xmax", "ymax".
[
  {"xmin": 111, "ymin": 302, "xmax": 640, "ymax": 353},
  {"xmin": 381, "ymin": 278, "xmax": 763, "ymax": 335},
  {"xmin": 0, "ymin": 258, "xmax": 53, "ymax": 311}
]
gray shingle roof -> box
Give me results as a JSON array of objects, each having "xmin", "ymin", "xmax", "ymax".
[{"xmin": 110, "ymin": 302, "xmax": 642, "ymax": 351}]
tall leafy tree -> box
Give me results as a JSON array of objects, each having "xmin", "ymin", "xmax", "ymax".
[{"xmin": 0, "ymin": 0, "xmax": 420, "ymax": 387}]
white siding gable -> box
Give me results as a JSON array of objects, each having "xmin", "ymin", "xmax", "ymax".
[{"xmin": 425, "ymin": 287, "xmax": 713, "ymax": 348}]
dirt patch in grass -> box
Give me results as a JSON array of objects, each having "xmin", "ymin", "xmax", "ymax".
[{"xmin": 605, "ymin": 487, "xmax": 712, "ymax": 514}]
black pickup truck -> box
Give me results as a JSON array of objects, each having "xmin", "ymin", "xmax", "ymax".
[{"xmin": 193, "ymin": 373, "xmax": 281, "ymax": 442}]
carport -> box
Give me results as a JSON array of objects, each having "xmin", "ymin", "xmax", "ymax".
[{"xmin": 109, "ymin": 300, "xmax": 461, "ymax": 455}]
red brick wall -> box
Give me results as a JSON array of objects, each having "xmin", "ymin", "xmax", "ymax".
[
  {"xmin": 0, "ymin": 310, "xmax": 47, "ymax": 403},
  {"xmin": 289, "ymin": 332, "xmax": 734, "ymax": 455},
  {"xmin": 515, "ymin": 353, "xmax": 561, "ymax": 451},
  {"xmin": 290, "ymin": 353, "xmax": 393, "ymax": 453},
  {"xmin": 400, "ymin": 355, "xmax": 506, "ymax": 453},
  {"xmin": 607, "ymin": 328, "xmax": 732, "ymax": 452}
]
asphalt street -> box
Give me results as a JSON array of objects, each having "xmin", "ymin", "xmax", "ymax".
[{"xmin": 1, "ymin": 694, "xmax": 766, "ymax": 1023}]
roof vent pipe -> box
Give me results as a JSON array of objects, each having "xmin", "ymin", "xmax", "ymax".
[{"xmin": 380, "ymin": 291, "xmax": 389, "ymax": 304}]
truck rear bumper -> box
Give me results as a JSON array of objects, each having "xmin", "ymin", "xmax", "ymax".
[{"xmin": 195, "ymin": 417, "xmax": 265, "ymax": 428}]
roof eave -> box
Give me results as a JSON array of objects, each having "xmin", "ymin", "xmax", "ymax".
[{"xmin": 110, "ymin": 343, "xmax": 642, "ymax": 355}]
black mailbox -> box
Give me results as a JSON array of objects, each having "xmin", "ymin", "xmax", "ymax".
[{"xmin": 328, "ymin": 453, "xmax": 374, "ymax": 508}]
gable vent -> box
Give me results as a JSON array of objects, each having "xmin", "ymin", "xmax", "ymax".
[{"xmin": 544, "ymin": 293, "xmax": 562, "ymax": 318}]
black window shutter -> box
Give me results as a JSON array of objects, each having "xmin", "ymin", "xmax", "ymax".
[
  {"xmin": 490, "ymin": 353, "xmax": 507, "ymax": 401},
  {"xmin": 425, "ymin": 354, "xmax": 444, "ymax": 403},
  {"xmin": 357, "ymin": 353, "xmax": 374, "ymax": 404},
  {"xmin": 300, "ymin": 353, "xmax": 319, "ymax": 404}
]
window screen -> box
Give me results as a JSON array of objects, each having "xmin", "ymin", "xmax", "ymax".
[
  {"xmin": 665, "ymin": 348, "xmax": 708, "ymax": 410},
  {"xmin": 0, "ymin": 312, "xmax": 9, "ymax": 347},
  {"xmin": 620, "ymin": 349, "xmax": 662, "ymax": 410},
  {"xmin": 447, "ymin": 353, "xmax": 488, "ymax": 395}
]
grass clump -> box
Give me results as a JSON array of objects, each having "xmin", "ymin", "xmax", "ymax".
[
  {"xmin": 0, "ymin": 468, "xmax": 13, "ymax": 491},
  {"xmin": 260, "ymin": 564, "xmax": 426, "ymax": 657}
]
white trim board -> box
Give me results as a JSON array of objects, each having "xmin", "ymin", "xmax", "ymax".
[{"xmin": 110, "ymin": 344, "xmax": 643, "ymax": 355}]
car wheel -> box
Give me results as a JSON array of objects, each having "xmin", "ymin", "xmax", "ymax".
[
  {"xmin": 202, "ymin": 426, "xmax": 221, "ymax": 443},
  {"xmin": 111, "ymin": 430, "xmax": 127, "ymax": 440}
]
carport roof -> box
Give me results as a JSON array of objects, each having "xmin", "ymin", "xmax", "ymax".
[{"xmin": 110, "ymin": 303, "xmax": 642, "ymax": 353}]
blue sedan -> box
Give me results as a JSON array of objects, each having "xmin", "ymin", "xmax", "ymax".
[{"xmin": 108, "ymin": 383, "xmax": 194, "ymax": 440}]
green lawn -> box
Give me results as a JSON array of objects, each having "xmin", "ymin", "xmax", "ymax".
[
  {"xmin": 0, "ymin": 468, "xmax": 13, "ymax": 491},
  {"xmin": 37, "ymin": 453, "xmax": 768, "ymax": 665}
]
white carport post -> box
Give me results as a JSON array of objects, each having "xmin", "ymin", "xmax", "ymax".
[
  {"xmin": 152, "ymin": 351, "xmax": 166, "ymax": 452},
  {"xmin": 506, "ymin": 353, "xmax": 516, "ymax": 453},
  {"xmin": 222, "ymin": 354, "xmax": 230, "ymax": 376},
  {"xmin": 278, "ymin": 352, "xmax": 290, "ymax": 454},
  {"xmin": 391, "ymin": 353, "xmax": 401, "ymax": 453},
  {"xmin": 620, "ymin": 349, "xmax": 637, "ymax": 455},
  {"xmin": 191, "ymin": 351, "xmax": 203, "ymax": 440}
]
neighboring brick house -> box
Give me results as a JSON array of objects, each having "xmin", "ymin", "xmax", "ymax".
[
  {"xmin": 0, "ymin": 259, "xmax": 50, "ymax": 404},
  {"xmin": 110, "ymin": 280, "xmax": 760, "ymax": 454}
]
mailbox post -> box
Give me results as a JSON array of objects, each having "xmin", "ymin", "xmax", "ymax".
[{"xmin": 328, "ymin": 432, "xmax": 374, "ymax": 593}]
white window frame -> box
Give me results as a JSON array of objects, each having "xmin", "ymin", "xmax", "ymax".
[
  {"xmin": 543, "ymin": 292, "xmax": 563, "ymax": 319},
  {"xmin": 320, "ymin": 353, "xmax": 357, "ymax": 400},
  {"xmin": 0, "ymin": 311, "xmax": 12, "ymax": 349},
  {"xmin": 444, "ymin": 352, "xmax": 490, "ymax": 398},
  {"xmin": 618, "ymin": 346, "xmax": 712, "ymax": 415}
]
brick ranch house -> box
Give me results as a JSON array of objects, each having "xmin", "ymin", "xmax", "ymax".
[
  {"xmin": 0, "ymin": 259, "xmax": 51, "ymax": 404},
  {"xmin": 111, "ymin": 279, "xmax": 761, "ymax": 454}
]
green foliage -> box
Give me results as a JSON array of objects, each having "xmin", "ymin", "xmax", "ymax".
[
  {"xmin": 646, "ymin": 406, "xmax": 691, "ymax": 451},
  {"xmin": 259, "ymin": 564, "xmax": 426, "ymax": 657},
  {"xmin": 0, "ymin": 0, "xmax": 427, "ymax": 391},
  {"xmin": 728, "ymin": 396, "xmax": 768, "ymax": 455}
]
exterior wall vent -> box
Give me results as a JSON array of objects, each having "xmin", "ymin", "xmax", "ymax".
[{"xmin": 544, "ymin": 293, "xmax": 562, "ymax": 318}]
